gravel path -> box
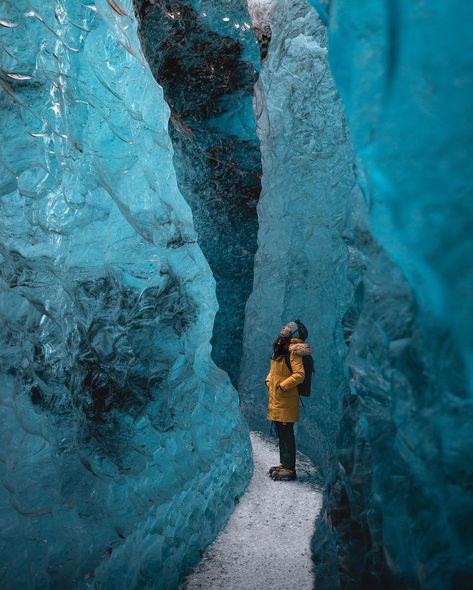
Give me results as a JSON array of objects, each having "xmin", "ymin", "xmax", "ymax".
[{"xmin": 181, "ymin": 431, "xmax": 323, "ymax": 590}]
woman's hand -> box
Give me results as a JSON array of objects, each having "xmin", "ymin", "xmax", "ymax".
[{"xmin": 276, "ymin": 384, "xmax": 286, "ymax": 394}]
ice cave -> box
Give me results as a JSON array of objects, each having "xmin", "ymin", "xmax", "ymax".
[{"xmin": 0, "ymin": 0, "xmax": 471, "ymax": 589}]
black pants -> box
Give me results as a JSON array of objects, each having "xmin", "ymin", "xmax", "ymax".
[{"xmin": 274, "ymin": 421, "xmax": 296, "ymax": 471}]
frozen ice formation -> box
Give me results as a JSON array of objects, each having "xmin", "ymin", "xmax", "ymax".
[
  {"xmin": 0, "ymin": 1, "xmax": 251, "ymax": 588},
  {"xmin": 136, "ymin": 0, "xmax": 261, "ymax": 386},
  {"xmin": 241, "ymin": 0, "xmax": 356, "ymax": 475},
  {"xmin": 325, "ymin": 0, "xmax": 473, "ymax": 393},
  {"xmin": 1, "ymin": 0, "xmax": 472, "ymax": 588},
  {"xmin": 308, "ymin": 0, "xmax": 329, "ymax": 25},
  {"xmin": 243, "ymin": 0, "xmax": 472, "ymax": 588},
  {"xmin": 316, "ymin": 1, "xmax": 473, "ymax": 588}
]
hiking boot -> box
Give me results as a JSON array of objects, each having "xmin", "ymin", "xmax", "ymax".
[
  {"xmin": 271, "ymin": 468, "xmax": 297, "ymax": 481},
  {"xmin": 268, "ymin": 465, "xmax": 283, "ymax": 476}
]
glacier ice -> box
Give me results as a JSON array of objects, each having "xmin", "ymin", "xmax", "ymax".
[
  {"xmin": 242, "ymin": 0, "xmax": 472, "ymax": 588},
  {"xmin": 324, "ymin": 0, "xmax": 473, "ymax": 392},
  {"xmin": 241, "ymin": 0, "xmax": 356, "ymax": 476},
  {"xmin": 1, "ymin": 0, "xmax": 472, "ymax": 587},
  {"xmin": 308, "ymin": 0, "xmax": 329, "ymax": 25},
  {"xmin": 0, "ymin": 1, "xmax": 251, "ymax": 588},
  {"xmin": 136, "ymin": 0, "xmax": 261, "ymax": 386},
  {"xmin": 318, "ymin": 1, "xmax": 473, "ymax": 587}
]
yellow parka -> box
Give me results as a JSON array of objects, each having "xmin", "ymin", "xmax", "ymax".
[{"xmin": 265, "ymin": 338, "xmax": 306, "ymax": 423}]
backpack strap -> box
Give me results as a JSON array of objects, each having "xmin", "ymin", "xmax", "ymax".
[{"xmin": 284, "ymin": 351, "xmax": 292, "ymax": 374}]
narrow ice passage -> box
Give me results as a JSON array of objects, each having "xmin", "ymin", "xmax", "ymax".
[{"xmin": 181, "ymin": 432, "xmax": 323, "ymax": 590}]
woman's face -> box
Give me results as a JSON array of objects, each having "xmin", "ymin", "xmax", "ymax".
[{"xmin": 279, "ymin": 323, "xmax": 293, "ymax": 338}]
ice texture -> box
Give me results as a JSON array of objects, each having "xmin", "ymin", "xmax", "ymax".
[
  {"xmin": 325, "ymin": 0, "xmax": 473, "ymax": 393},
  {"xmin": 136, "ymin": 0, "xmax": 261, "ymax": 386},
  {"xmin": 316, "ymin": 1, "xmax": 473, "ymax": 588},
  {"xmin": 242, "ymin": 0, "xmax": 472, "ymax": 588},
  {"xmin": 0, "ymin": 1, "xmax": 251, "ymax": 588},
  {"xmin": 241, "ymin": 0, "xmax": 356, "ymax": 474},
  {"xmin": 308, "ymin": 0, "xmax": 329, "ymax": 25}
]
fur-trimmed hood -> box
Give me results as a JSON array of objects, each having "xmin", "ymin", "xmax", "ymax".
[{"xmin": 289, "ymin": 341, "xmax": 312, "ymax": 356}]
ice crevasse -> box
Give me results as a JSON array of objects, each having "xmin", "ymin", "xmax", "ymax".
[
  {"xmin": 241, "ymin": 0, "xmax": 356, "ymax": 474},
  {"xmin": 0, "ymin": 1, "xmax": 251, "ymax": 588},
  {"xmin": 1, "ymin": 0, "xmax": 473, "ymax": 589},
  {"xmin": 136, "ymin": 0, "xmax": 262, "ymax": 387},
  {"xmin": 315, "ymin": 2, "xmax": 473, "ymax": 584},
  {"xmin": 243, "ymin": 0, "xmax": 473, "ymax": 588}
]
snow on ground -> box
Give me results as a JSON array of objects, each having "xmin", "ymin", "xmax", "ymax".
[{"xmin": 181, "ymin": 431, "xmax": 323, "ymax": 590}]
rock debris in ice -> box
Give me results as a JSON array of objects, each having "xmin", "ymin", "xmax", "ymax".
[{"xmin": 181, "ymin": 431, "xmax": 323, "ymax": 590}]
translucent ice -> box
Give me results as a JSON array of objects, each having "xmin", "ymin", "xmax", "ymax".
[
  {"xmin": 317, "ymin": 1, "xmax": 473, "ymax": 587},
  {"xmin": 325, "ymin": 0, "xmax": 473, "ymax": 393},
  {"xmin": 241, "ymin": 0, "xmax": 356, "ymax": 473},
  {"xmin": 243, "ymin": 0, "xmax": 472, "ymax": 588},
  {"xmin": 0, "ymin": 1, "xmax": 250, "ymax": 587},
  {"xmin": 136, "ymin": 0, "xmax": 261, "ymax": 386}
]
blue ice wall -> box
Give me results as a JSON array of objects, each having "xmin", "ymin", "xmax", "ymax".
[
  {"xmin": 0, "ymin": 1, "xmax": 251, "ymax": 588},
  {"xmin": 240, "ymin": 0, "xmax": 356, "ymax": 473},
  {"xmin": 242, "ymin": 0, "xmax": 472, "ymax": 588},
  {"xmin": 136, "ymin": 0, "xmax": 261, "ymax": 386},
  {"xmin": 325, "ymin": 0, "xmax": 473, "ymax": 392},
  {"xmin": 315, "ymin": 1, "xmax": 473, "ymax": 588},
  {"xmin": 308, "ymin": 0, "xmax": 329, "ymax": 25},
  {"xmin": 294, "ymin": 1, "xmax": 473, "ymax": 588}
]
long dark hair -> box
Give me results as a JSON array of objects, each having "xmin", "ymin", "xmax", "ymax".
[{"xmin": 272, "ymin": 336, "xmax": 290, "ymax": 360}]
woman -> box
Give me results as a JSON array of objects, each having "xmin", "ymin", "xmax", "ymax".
[{"xmin": 265, "ymin": 319, "xmax": 312, "ymax": 481}]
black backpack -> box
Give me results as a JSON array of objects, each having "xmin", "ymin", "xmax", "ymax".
[{"xmin": 284, "ymin": 352, "xmax": 315, "ymax": 397}]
